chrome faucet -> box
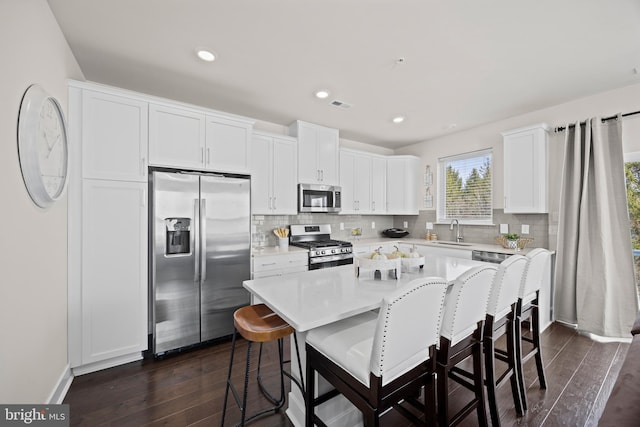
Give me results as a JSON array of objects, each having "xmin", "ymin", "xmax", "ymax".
[{"xmin": 450, "ymin": 219, "xmax": 463, "ymax": 242}]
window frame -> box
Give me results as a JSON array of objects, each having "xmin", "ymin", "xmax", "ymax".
[{"xmin": 436, "ymin": 148, "xmax": 493, "ymax": 225}]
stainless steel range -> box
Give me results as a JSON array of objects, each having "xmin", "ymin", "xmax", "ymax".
[{"xmin": 289, "ymin": 224, "xmax": 353, "ymax": 270}]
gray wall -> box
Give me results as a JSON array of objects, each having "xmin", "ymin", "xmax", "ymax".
[
  {"xmin": 1, "ymin": 1, "xmax": 84, "ymax": 403},
  {"xmin": 253, "ymin": 213, "xmax": 394, "ymax": 247},
  {"xmin": 253, "ymin": 210, "xmax": 548, "ymax": 249},
  {"xmin": 394, "ymin": 210, "xmax": 549, "ymax": 248}
]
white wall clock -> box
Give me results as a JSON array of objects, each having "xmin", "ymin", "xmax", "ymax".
[{"xmin": 17, "ymin": 84, "xmax": 69, "ymax": 208}]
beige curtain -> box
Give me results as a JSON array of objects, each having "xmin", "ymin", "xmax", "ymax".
[{"xmin": 554, "ymin": 116, "xmax": 638, "ymax": 338}]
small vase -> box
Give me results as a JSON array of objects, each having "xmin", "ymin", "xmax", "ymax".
[{"xmin": 507, "ymin": 239, "xmax": 518, "ymax": 249}]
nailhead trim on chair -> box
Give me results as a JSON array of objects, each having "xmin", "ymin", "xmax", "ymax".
[
  {"xmin": 378, "ymin": 280, "xmax": 446, "ymax": 374},
  {"xmin": 448, "ymin": 268, "xmax": 492, "ymax": 341}
]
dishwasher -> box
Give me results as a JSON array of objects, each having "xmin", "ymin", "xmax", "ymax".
[{"xmin": 472, "ymin": 250, "xmax": 512, "ymax": 264}]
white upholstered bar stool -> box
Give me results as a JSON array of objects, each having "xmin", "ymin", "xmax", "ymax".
[
  {"xmin": 483, "ymin": 255, "xmax": 528, "ymax": 426},
  {"xmin": 515, "ymin": 248, "xmax": 551, "ymax": 411},
  {"xmin": 304, "ymin": 277, "xmax": 449, "ymax": 427},
  {"xmin": 436, "ymin": 265, "xmax": 497, "ymax": 427}
]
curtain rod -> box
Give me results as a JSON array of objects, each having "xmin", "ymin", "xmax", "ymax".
[{"xmin": 554, "ymin": 110, "xmax": 640, "ymax": 132}]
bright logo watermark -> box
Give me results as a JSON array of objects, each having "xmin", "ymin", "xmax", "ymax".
[{"xmin": 0, "ymin": 405, "xmax": 68, "ymax": 426}]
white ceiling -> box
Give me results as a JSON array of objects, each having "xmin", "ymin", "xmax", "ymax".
[{"xmin": 47, "ymin": 0, "xmax": 640, "ymax": 149}]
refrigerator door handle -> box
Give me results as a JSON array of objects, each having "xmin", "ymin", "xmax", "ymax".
[
  {"xmin": 194, "ymin": 198, "xmax": 200, "ymax": 282},
  {"xmin": 200, "ymin": 199, "xmax": 207, "ymax": 282}
]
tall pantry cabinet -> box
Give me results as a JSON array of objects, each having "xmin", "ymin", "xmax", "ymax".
[{"xmin": 68, "ymin": 82, "xmax": 149, "ymax": 374}]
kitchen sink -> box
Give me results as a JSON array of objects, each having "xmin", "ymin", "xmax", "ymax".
[{"xmin": 430, "ymin": 241, "xmax": 473, "ymax": 247}]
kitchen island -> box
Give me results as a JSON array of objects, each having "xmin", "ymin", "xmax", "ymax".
[{"xmin": 243, "ymin": 255, "xmax": 488, "ymax": 426}]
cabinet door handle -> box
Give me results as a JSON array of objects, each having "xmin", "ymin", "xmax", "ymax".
[
  {"xmin": 261, "ymin": 262, "xmax": 277, "ymax": 267},
  {"xmin": 273, "ymin": 197, "xmax": 276, "ymax": 210},
  {"xmin": 320, "ymin": 169, "xmax": 324, "ymax": 181},
  {"xmin": 140, "ymin": 157, "xmax": 146, "ymax": 177},
  {"xmin": 372, "ymin": 201, "xmax": 375, "ymax": 211},
  {"xmin": 206, "ymin": 148, "xmax": 211, "ymax": 165},
  {"xmin": 201, "ymin": 147, "xmax": 205, "ymax": 164}
]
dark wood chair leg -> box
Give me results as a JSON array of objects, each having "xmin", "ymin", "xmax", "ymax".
[
  {"xmin": 507, "ymin": 317, "xmax": 524, "ymax": 415},
  {"xmin": 424, "ymin": 373, "xmax": 437, "ymax": 426},
  {"xmin": 437, "ymin": 342, "xmax": 451, "ymax": 427},
  {"xmin": 484, "ymin": 335, "xmax": 500, "ymax": 427},
  {"xmin": 472, "ymin": 341, "xmax": 488, "ymax": 427},
  {"xmin": 305, "ymin": 350, "xmax": 315, "ymax": 427},
  {"xmin": 515, "ymin": 308, "xmax": 528, "ymax": 412},
  {"xmin": 532, "ymin": 303, "xmax": 547, "ymax": 389}
]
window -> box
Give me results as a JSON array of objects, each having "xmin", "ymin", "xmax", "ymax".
[
  {"xmin": 437, "ymin": 149, "xmax": 492, "ymax": 224},
  {"xmin": 624, "ymin": 152, "xmax": 640, "ymax": 298}
]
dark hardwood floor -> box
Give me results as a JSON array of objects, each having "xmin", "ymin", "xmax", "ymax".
[{"xmin": 64, "ymin": 322, "xmax": 629, "ymax": 426}]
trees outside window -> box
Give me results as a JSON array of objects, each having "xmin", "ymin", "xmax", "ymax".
[{"xmin": 438, "ymin": 149, "xmax": 492, "ymax": 224}]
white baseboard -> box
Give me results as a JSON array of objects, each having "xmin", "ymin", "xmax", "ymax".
[
  {"xmin": 48, "ymin": 364, "xmax": 73, "ymax": 404},
  {"xmin": 71, "ymin": 352, "xmax": 143, "ymax": 377}
]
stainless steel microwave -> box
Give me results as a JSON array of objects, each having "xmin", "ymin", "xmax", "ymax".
[{"xmin": 298, "ymin": 184, "xmax": 342, "ymax": 213}]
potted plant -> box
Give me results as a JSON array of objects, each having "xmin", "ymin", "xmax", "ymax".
[{"xmin": 505, "ymin": 233, "xmax": 519, "ymax": 249}]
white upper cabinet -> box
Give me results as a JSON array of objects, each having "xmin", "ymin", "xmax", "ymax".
[
  {"xmin": 502, "ymin": 123, "xmax": 549, "ymax": 213},
  {"xmin": 205, "ymin": 114, "xmax": 252, "ymax": 173},
  {"xmin": 81, "ymin": 90, "xmax": 148, "ymax": 182},
  {"xmin": 289, "ymin": 120, "xmax": 339, "ymax": 185},
  {"xmin": 149, "ymin": 103, "xmax": 206, "ymax": 170},
  {"xmin": 386, "ymin": 155, "xmax": 420, "ymax": 215},
  {"xmin": 340, "ymin": 149, "xmax": 372, "ymax": 214},
  {"xmin": 371, "ymin": 155, "xmax": 387, "ymax": 214},
  {"xmin": 250, "ymin": 131, "xmax": 297, "ymax": 215},
  {"xmin": 149, "ymin": 103, "xmax": 253, "ymax": 173}
]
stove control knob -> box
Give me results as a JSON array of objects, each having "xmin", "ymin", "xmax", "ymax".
[
  {"xmin": 321, "ymin": 250, "xmax": 326, "ymax": 255},
  {"xmin": 331, "ymin": 249, "xmax": 337, "ymax": 254}
]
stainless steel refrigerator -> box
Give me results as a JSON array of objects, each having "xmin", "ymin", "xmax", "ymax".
[{"xmin": 149, "ymin": 170, "xmax": 251, "ymax": 356}]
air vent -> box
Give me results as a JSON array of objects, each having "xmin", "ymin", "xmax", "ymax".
[{"xmin": 330, "ymin": 99, "xmax": 352, "ymax": 109}]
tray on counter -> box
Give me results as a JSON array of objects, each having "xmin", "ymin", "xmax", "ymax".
[{"xmin": 355, "ymin": 256, "xmax": 402, "ymax": 280}]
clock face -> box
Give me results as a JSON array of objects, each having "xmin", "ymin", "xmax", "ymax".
[
  {"xmin": 37, "ymin": 98, "xmax": 67, "ymax": 199},
  {"xmin": 18, "ymin": 84, "xmax": 69, "ymax": 208}
]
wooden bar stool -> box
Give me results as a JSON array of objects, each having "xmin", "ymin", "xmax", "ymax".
[
  {"xmin": 483, "ymin": 255, "xmax": 528, "ymax": 426},
  {"xmin": 437, "ymin": 265, "xmax": 497, "ymax": 427},
  {"xmin": 515, "ymin": 248, "xmax": 551, "ymax": 411},
  {"xmin": 305, "ymin": 277, "xmax": 449, "ymax": 427},
  {"xmin": 221, "ymin": 304, "xmax": 304, "ymax": 426}
]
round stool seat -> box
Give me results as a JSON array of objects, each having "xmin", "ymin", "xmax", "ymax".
[{"xmin": 234, "ymin": 304, "xmax": 294, "ymax": 343}]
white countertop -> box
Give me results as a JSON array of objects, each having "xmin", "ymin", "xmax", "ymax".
[
  {"xmin": 349, "ymin": 237, "xmax": 537, "ymax": 255},
  {"xmin": 251, "ymin": 245, "xmax": 309, "ymax": 257},
  {"xmin": 243, "ymin": 256, "xmax": 488, "ymax": 332}
]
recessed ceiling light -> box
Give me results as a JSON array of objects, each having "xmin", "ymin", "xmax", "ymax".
[
  {"xmin": 392, "ymin": 116, "xmax": 405, "ymax": 124},
  {"xmin": 196, "ymin": 49, "xmax": 216, "ymax": 62},
  {"xmin": 315, "ymin": 90, "xmax": 330, "ymax": 99}
]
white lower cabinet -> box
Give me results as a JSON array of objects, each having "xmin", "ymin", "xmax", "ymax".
[
  {"xmin": 72, "ymin": 179, "xmax": 148, "ymax": 373},
  {"xmin": 252, "ymin": 252, "xmax": 309, "ymax": 279},
  {"xmin": 414, "ymin": 244, "xmax": 472, "ymax": 260}
]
